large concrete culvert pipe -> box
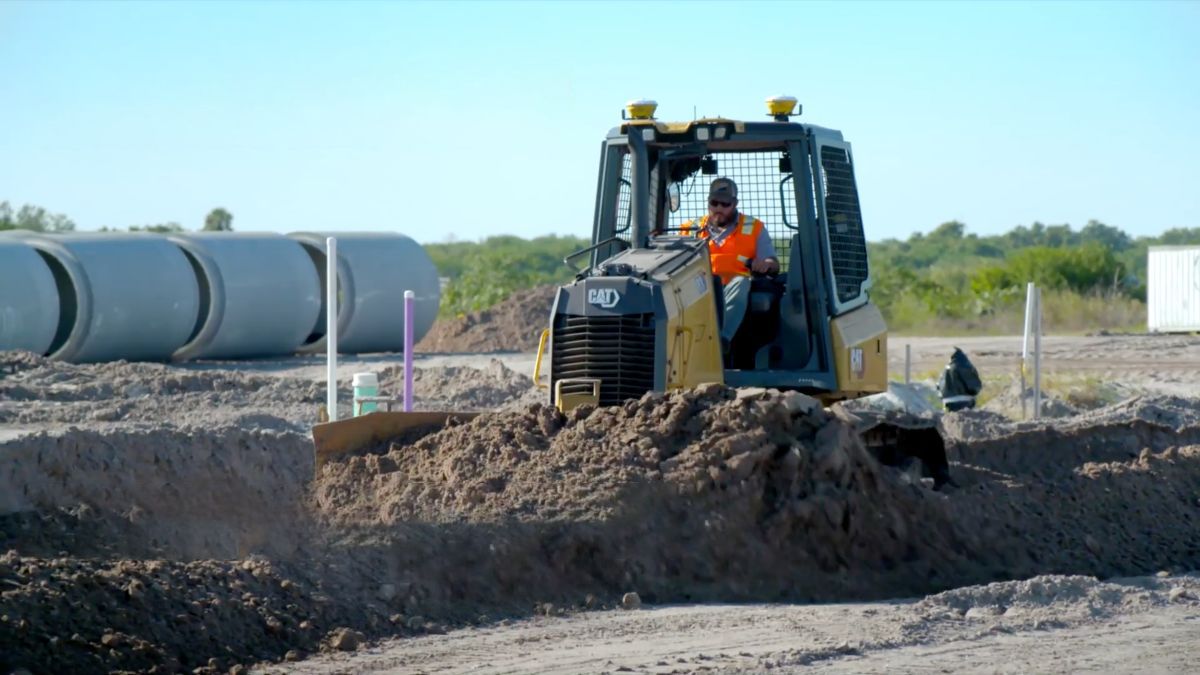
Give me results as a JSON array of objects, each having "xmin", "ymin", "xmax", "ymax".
[
  {"xmin": 9, "ymin": 232, "xmax": 200, "ymax": 363},
  {"xmin": 167, "ymin": 232, "xmax": 322, "ymax": 361},
  {"xmin": 0, "ymin": 237, "xmax": 61, "ymax": 355},
  {"xmin": 289, "ymin": 232, "xmax": 440, "ymax": 354}
]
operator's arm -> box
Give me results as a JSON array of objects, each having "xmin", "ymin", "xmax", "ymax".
[{"xmin": 750, "ymin": 227, "xmax": 780, "ymax": 274}]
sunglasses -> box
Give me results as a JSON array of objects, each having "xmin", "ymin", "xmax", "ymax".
[{"xmin": 709, "ymin": 200, "xmax": 733, "ymax": 208}]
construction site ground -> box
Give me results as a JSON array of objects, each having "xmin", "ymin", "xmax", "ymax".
[{"xmin": 2, "ymin": 332, "xmax": 1199, "ymax": 674}]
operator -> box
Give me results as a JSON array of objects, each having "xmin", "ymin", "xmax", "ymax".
[{"xmin": 681, "ymin": 177, "xmax": 779, "ymax": 351}]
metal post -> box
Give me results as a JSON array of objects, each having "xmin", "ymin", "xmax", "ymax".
[
  {"xmin": 904, "ymin": 344, "xmax": 911, "ymax": 384},
  {"xmin": 1033, "ymin": 286, "xmax": 1042, "ymax": 420},
  {"xmin": 627, "ymin": 126, "xmax": 651, "ymax": 249},
  {"xmin": 403, "ymin": 290, "xmax": 414, "ymax": 412},
  {"xmin": 325, "ymin": 237, "xmax": 338, "ymax": 422}
]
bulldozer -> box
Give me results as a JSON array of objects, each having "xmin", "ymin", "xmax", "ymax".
[{"xmin": 313, "ymin": 97, "xmax": 948, "ymax": 486}]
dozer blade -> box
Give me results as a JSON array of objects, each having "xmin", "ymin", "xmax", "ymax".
[
  {"xmin": 859, "ymin": 421, "xmax": 950, "ymax": 489},
  {"xmin": 312, "ymin": 411, "xmax": 480, "ymax": 471},
  {"xmin": 831, "ymin": 392, "xmax": 951, "ymax": 489}
]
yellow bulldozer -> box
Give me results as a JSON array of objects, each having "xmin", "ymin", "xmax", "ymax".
[{"xmin": 314, "ymin": 97, "xmax": 949, "ymax": 486}]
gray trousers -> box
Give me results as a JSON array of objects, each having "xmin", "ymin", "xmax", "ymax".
[{"xmin": 721, "ymin": 275, "xmax": 751, "ymax": 342}]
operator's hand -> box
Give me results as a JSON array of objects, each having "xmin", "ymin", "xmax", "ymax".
[{"xmin": 751, "ymin": 257, "xmax": 780, "ymax": 275}]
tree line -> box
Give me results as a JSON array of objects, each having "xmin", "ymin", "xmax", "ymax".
[
  {"xmin": 425, "ymin": 220, "xmax": 1200, "ymax": 327},
  {"xmin": 9, "ymin": 198, "xmax": 1196, "ymax": 330},
  {"xmin": 0, "ymin": 202, "xmax": 234, "ymax": 233},
  {"xmin": 868, "ymin": 219, "xmax": 1200, "ymax": 327}
]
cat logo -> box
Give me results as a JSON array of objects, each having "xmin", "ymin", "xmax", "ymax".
[
  {"xmin": 850, "ymin": 347, "xmax": 865, "ymax": 379},
  {"xmin": 587, "ymin": 288, "xmax": 621, "ymax": 309}
]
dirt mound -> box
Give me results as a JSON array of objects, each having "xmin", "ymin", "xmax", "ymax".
[
  {"xmin": 416, "ymin": 285, "xmax": 556, "ymax": 353},
  {"xmin": 0, "ymin": 549, "xmax": 377, "ymax": 674},
  {"xmin": 376, "ymin": 359, "xmax": 539, "ymax": 411},
  {"xmin": 313, "ymin": 387, "xmax": 984, "ymax": 600},
  {"xmin": 0, "ymin": 425, "xmax": 313, "ymax": 557},
  {"xmin": 916, "ymin": 574, "xmax": 1200, "ymax": 630}
]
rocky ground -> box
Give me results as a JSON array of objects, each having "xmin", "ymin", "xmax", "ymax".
[{"xmin": 1, "ymin": 332, "xmax": 1199, "ymax": 674}]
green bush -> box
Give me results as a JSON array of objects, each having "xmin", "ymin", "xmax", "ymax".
[
  {"xmin": 970, "ymin": 244, "xmax": 1124, "ymax": 297},
  {"xmin": 429, "ymin": 235, "xmax": 589, "ymax": 317}
]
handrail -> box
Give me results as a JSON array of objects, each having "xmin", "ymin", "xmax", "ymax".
[
  {"xmin": 562, "ymin": 236, "xmax": 628, "ymax": 273},
  {"xmin": 531, "ymin": 328, "xmax": 551, "ymax": 390}
]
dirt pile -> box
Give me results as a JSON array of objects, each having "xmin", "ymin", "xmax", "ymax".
[
  {"xmin": 913, "ymin": 573, "xmax": 1200, "ymax": 634},
  {"xmin": 0, "ymin": 425, "xmax": 312, "ymax": 556},
  {"xmin": 311, "ymin": 389, "xmax": 1200, "ymax": 607},
  {"xmin": 376, "ymin": 358, "xmax": 541, "ymax": 411},
  {"xmin": 416, "ymin": 285, "xmax": 556, "ymax": 353},
  {"xmin": 313, "ymin": 386, "xmax": 985, "ymax": 601},
  {"xmin": 0, "ymin": 422, "xmax": 325, "ymax": 674}
]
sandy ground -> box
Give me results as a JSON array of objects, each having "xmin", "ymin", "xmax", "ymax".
[
  {"xmin": 889, "ymin": 334, "xmax": 1200, "ymax": 397},
  {"xmin": 279, "ymin": 575, "xmax": 1200, "ymax": 674},
  {"xmin": 2, "ymin": 334, "xmax": 1199, "ymax": 674}
]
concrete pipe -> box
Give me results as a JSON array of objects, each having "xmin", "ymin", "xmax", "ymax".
[
  {"xmin": 0, "ymin": 237, "xmax": 61, "ymax": 355},
  {"xmin": 12, "ymin": 232, "xmax": 200, "ymax": 363},
  {"xmin": 167, "ymin": 232, "xmax": 321, "ymax": 361},
  {"xmin": 289, "ymin": 232, "xmax": 440, "ymax": 354}
]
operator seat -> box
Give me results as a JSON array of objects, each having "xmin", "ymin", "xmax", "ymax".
[{"xmin": 729, "ymin": 273, "xmax": 784, "ymax": 369}]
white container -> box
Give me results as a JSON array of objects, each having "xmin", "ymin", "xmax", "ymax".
[
  {"xmin": 353, "ymin": 372, "xmax": 379, "ymax": 416},
  {"xmin": 1148, "ymin": 246, "xmax": 1200, "ymax": 333}
]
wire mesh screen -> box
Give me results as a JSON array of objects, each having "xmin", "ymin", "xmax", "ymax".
[
  {"xmin": 615, "ymin": 153, "xmax": 632, "ymax": 236},
  {"xmin": 611, "ymin": 150, "xmax": 798, "ymax": 274},
  {"xmin": 819, "ymin": 146, "xmax": 869, "ymax": 304},
  {"xmin": 672, "ymin": 151, "xmax": 797, "ymax": 273}
]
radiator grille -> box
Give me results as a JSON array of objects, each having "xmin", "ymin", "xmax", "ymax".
[
  {"xmin": 551, "ymin": 313, "xmax": 656, "ymax": 407},
  {"xmin": 820, "ymin": 145, "xmax": 869, "ymax": 304}
]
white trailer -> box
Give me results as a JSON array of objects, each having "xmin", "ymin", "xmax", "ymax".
[{"xmin": 1148, "ymin": 246, "xmax": 1200, "ymax": 333}]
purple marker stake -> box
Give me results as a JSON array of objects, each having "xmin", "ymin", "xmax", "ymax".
[{"xmin": 403, "ymin": 290, "xmax": 414, "ymax": 412}]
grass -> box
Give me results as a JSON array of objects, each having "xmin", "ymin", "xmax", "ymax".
[
  {"xmin": 885, "ymin": 368, "xmax": 1123, "ymax": 419},
  {"xmin": 1041, "ymin": 373, "xmax": 1125, "ymax": 409},
  {"xmin": 885, "ymin": 289, "xmax": 1146, "ymax": 337}
]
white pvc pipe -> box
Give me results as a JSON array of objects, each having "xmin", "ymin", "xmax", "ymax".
[
  {"xmin": 1033, "ymin": 286, "xmax": 1042, "ymax": 420},
  {"xmin": 904, "ymin": 343, "xmax": 911, "ymax": 384},
  {"xmin": 326, "ymin": 236, "xmax": 338, "ymax": 422},
  {"xmin": 403, "ymin": 290, "xmax": 414, "ymax": 412},
  {"xmin": 1022, "ymin": 281, "xmax": 1036, "ymax": 420},
  {"xmin": 1022, "ymin": 281, "xmax": 1036, "ymax": 361}
]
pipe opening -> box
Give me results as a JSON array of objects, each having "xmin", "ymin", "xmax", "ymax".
[
  {"xmin": 179, "ymin": 248, "xmax": 212, "ymax": 344},
  {"xmin": 36, "ymin": 250, "xmax": 78, "ymax": 356},
  {"xmin": 300, "ymin": 242, "xmax": 328, "ymax": 345},
  {"xmin": 299, "ymin": 241, "xmax": 346, "ymax": 346}
]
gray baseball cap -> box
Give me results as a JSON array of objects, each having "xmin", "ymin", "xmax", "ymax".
[{"xmin": 709, "ymin": 178, "xmax": 737, "ymax": 202}]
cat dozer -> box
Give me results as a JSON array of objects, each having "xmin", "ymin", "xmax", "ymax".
[
  {"xmin": 314, "ymin": 96, "xmax": 949, "ymax": 485},
  {"xmin": 530, "ymin": 96, "xmax": 948, "ymax": 485}
]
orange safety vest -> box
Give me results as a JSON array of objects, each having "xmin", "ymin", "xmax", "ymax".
[{"xmin": 680, "ymin": 213, "xmax": 764, "ymax": 285}]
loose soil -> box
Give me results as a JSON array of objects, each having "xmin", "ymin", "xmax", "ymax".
[
  {"xmin": 416, "ymin": 285, "xmax": 557, "ymax": 354},
  {"xmin": 1, "ymin": 336, "xmax": 1199, "ymax": 674}
]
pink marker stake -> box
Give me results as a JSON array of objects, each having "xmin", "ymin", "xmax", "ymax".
[{"xmin": 403, "ymin": 290, "xmax": 414, "ymax": 412}]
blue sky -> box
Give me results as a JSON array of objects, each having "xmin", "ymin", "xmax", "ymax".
[{"xmin": 1, "ymin": 0, "xmax": 1197, "ymax": 245}]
